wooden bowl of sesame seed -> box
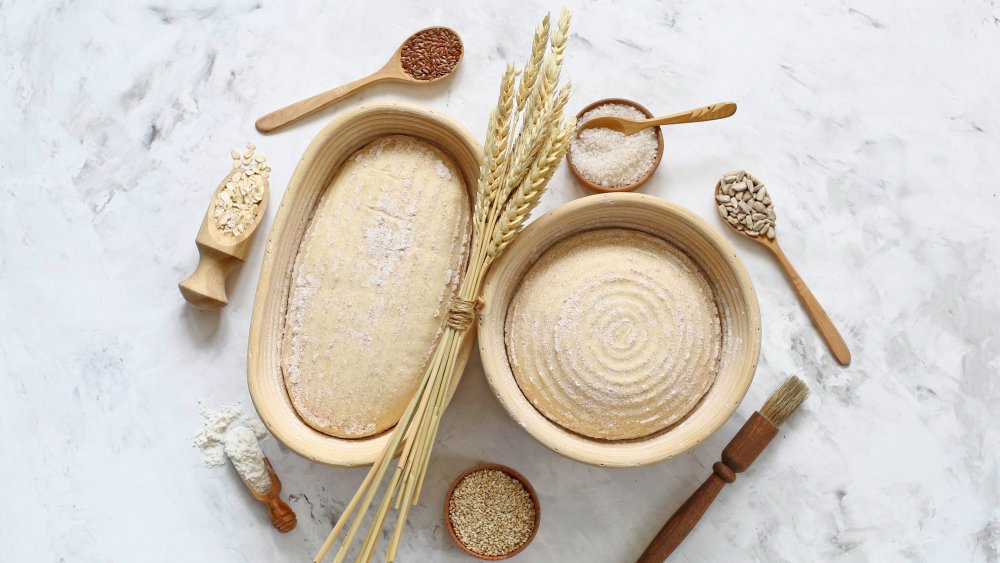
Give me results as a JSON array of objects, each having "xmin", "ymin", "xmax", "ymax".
[
  {"xmin": 444, "ymin": 464, "xmax": 541, "ymax": 560},
  {"xmin": 566, "ymin": 98, "xmax": 665, "ymax": 193}
]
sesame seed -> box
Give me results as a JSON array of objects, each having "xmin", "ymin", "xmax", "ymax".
[{"xmin": 448, "ymin": 469, "xmax": 537, "ymax": 557}]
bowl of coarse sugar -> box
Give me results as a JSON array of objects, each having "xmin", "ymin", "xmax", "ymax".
[
  {"xmin": 567, "ymin": 98, "xmax": 664, "ymax": 193},
  {"xmin": 444, "ymin": 463, "xmax": 541, "ymax": 560}
]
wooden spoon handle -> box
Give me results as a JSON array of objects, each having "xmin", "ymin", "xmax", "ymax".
[
  {"xmin": 255, "ymin": 71, "xmax": 391, "ymax": 133},
  {"xmin": 770, "ymin": 242, "xmax": 851, "ymax": 365},
  {"xmin": 646, "ymin": 102, "xmax": 737, "ymax": 127}
]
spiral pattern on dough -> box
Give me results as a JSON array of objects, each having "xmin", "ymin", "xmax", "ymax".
[{"xmin": 504, "ymin": 229, "xmax": 722, "ymax": 440}]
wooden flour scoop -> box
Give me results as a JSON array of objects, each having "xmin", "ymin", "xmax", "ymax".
[
  {"xmin": 179, "ymin": 144, "xmax": 270, "ymax": 310},
  {"xmin": 240, "ymin": 458, "xmax": 297, "ymax": 533}
]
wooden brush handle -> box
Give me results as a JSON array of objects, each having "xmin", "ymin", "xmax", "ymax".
[
  {"xmin": 267, "ymin": 496, "xmax": 297, "ymax": 533},
  {"xmin": 635, "ymin": 468, "xmax": 727, "ymax": 563},
  {"xmin": 635, "ymin": 413, "xmax": 778, "ymax": 563}
]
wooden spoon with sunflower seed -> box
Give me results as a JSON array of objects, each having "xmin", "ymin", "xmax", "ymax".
[{"xmin": 715, "ymin": 171, "xmax": 851, "ymax": 365}]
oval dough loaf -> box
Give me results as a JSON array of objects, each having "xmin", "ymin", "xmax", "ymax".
[
  {"xmin": 282, "ymin": 135, "xmax": 470, "ymax": 438},
  {"xmin": 504, "ymin": 229, "xmax": 721, "ymax": 441}
]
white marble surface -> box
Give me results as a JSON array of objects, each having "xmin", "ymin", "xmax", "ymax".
[{"xmin": 2, "ymin": 0, "xmax": 999, "ymax": 561}]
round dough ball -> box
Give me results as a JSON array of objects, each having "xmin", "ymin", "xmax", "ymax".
[{"xmin": 504, "ymin": 229, "xmax": 722, "ymax": 441}]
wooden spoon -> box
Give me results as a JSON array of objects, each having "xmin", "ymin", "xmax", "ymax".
[
  {"xmin": 255, "ymin": 26, "xmax": 463, "ymax": 133},
  {"xmin": 239, "ymin": 458, "xmax": 297, "ymax": 533},
  {"xmin": 715, "ymin": 175, "xmax": 851, "ymax": 366},
  {"xmin": 578, "ymin": 101, "xmax": 737, "ymax": 135}
]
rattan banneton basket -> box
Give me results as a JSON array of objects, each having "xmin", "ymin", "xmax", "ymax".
[
  {"xmin": 247, "ymin": 104, "xmax": 482, "ymax": 466},
  {"xmin": 478, "ymin": 193, "xmax": 761, "ymax": 467}
]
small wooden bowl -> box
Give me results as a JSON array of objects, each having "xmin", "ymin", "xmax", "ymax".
[
  {"xmin": 247, "ymin": 104, "xmax": 482, "ymax": 466},
  {"xmin": 478, "ymin": 193, "xmax": 761, "ymax": 467},
  {"xmin": 444, "ymin": 463, "xmax": 541, "ymax": 560},
  {"xmin": 566, "ymin": 98, "xmax": 665, "ymax": 193}
]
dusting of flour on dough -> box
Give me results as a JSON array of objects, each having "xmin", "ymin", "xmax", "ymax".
[
  {"xmin": 504, "ymin": 229, "xmax": 722, "ymax": 440},
  {"xmin": 280, "ymin": 135, "xmax": 471, "ymax": 439}
]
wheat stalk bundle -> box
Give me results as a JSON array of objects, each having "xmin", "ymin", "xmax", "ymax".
[{"xmin": 313, "ymin": 9, "xmax": 575, "ymax": 563}]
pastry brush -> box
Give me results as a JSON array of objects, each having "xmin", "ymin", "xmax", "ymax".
[{"xmin": 636, "ymin": 376, "xmax": 809, "ymax": 562}]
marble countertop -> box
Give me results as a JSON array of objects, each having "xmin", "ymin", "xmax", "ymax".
[{"xmin": 2, "ymin": 1, "xmax": 998, "ymax": 561}]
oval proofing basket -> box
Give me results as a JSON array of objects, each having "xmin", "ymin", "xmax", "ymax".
[
  {"xmin": 478, "ymin": 193, "xmax": 761, "ymax": 467},
  {"xmin": 248, "ymin": 103, "xmax": 482, "ymax": 466}
]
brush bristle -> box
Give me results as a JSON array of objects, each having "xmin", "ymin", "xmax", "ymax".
[{"xmin": 759, "ymin": 376, "xmax": 809, "ymax": 426}]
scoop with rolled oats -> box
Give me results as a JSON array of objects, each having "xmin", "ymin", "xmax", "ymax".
[{"xmin": 214, "ymin": 142, "xmax": 270, "ymax": 237}]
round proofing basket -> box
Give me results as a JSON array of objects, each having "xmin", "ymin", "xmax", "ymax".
[
  {"xmin": 478, "ymin": 193, "xmax": 761, "ymax": 467},
  {"xmin": 248, "ymin": 103, "xmax": 482, "ymax": 466}
]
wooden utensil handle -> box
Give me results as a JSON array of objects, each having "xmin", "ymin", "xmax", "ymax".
[
  {"xmin": 177, "ymin": 242, "xmax": 243, "ymax": 310},
  {"xmin": 652, "ymin": 102, "xmax": 737, "ymax": 126},
  {"xmin": 770, "ymin": 243, "xmax": 851, "ymax": 365},
  {"xmin": 635, "ymin": 470, "xmax": 728, "ymax": 563},
  {"xmin": 636, "ymin": 413, "xmax": 778, "ymax": 562},
  {"xmin": 255, "ymin": 72, "xmax": 389, "ymax": 133},
  {"xmin": 267, "ymin": 496, "xmax": 297, "ymax": 533}
]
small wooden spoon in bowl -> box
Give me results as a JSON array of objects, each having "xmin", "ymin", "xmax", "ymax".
[
  {"xmin": 578, "ymin": 101, "xmax": 737, "ymax": 135},
  {"xmin": 715, "ymin": 172, "xmax": 851, "ymax": 366},
  {"xmin": 255, "ymin": 26, "xmax": 463, "ymax": 133}
]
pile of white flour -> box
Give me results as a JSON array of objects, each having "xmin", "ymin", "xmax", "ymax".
[{"xmin": 193, "ymin": 403, "xmax": 272, "ymax": 493}]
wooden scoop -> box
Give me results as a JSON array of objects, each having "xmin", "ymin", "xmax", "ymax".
[
  {"xmin": 255, "ymin": 26, "xmax": 464, "ymax": 133},
  {"xmin": 714, "ymin": 175, "xmax": 851, "ymax": 365},
  {"xmin": 577, "ymin": 102, "xmax": 737, "ymax": 135},
  {"xmin": 178, "ymin": 146, "xmax": 269, "ymax": 310},
  {"xmin": 240, "ymin": 458, "xmax": 297, "ymax": 533}
]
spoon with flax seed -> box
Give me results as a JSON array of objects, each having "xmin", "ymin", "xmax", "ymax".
[{"xmin": 255, "ymin": 26, "xmax": 463, "ymax": 133}]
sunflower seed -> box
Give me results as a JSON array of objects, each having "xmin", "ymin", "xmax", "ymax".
[{"xmin": 716, "ymin": 170, "xmax": 778, "ymax": 237}]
